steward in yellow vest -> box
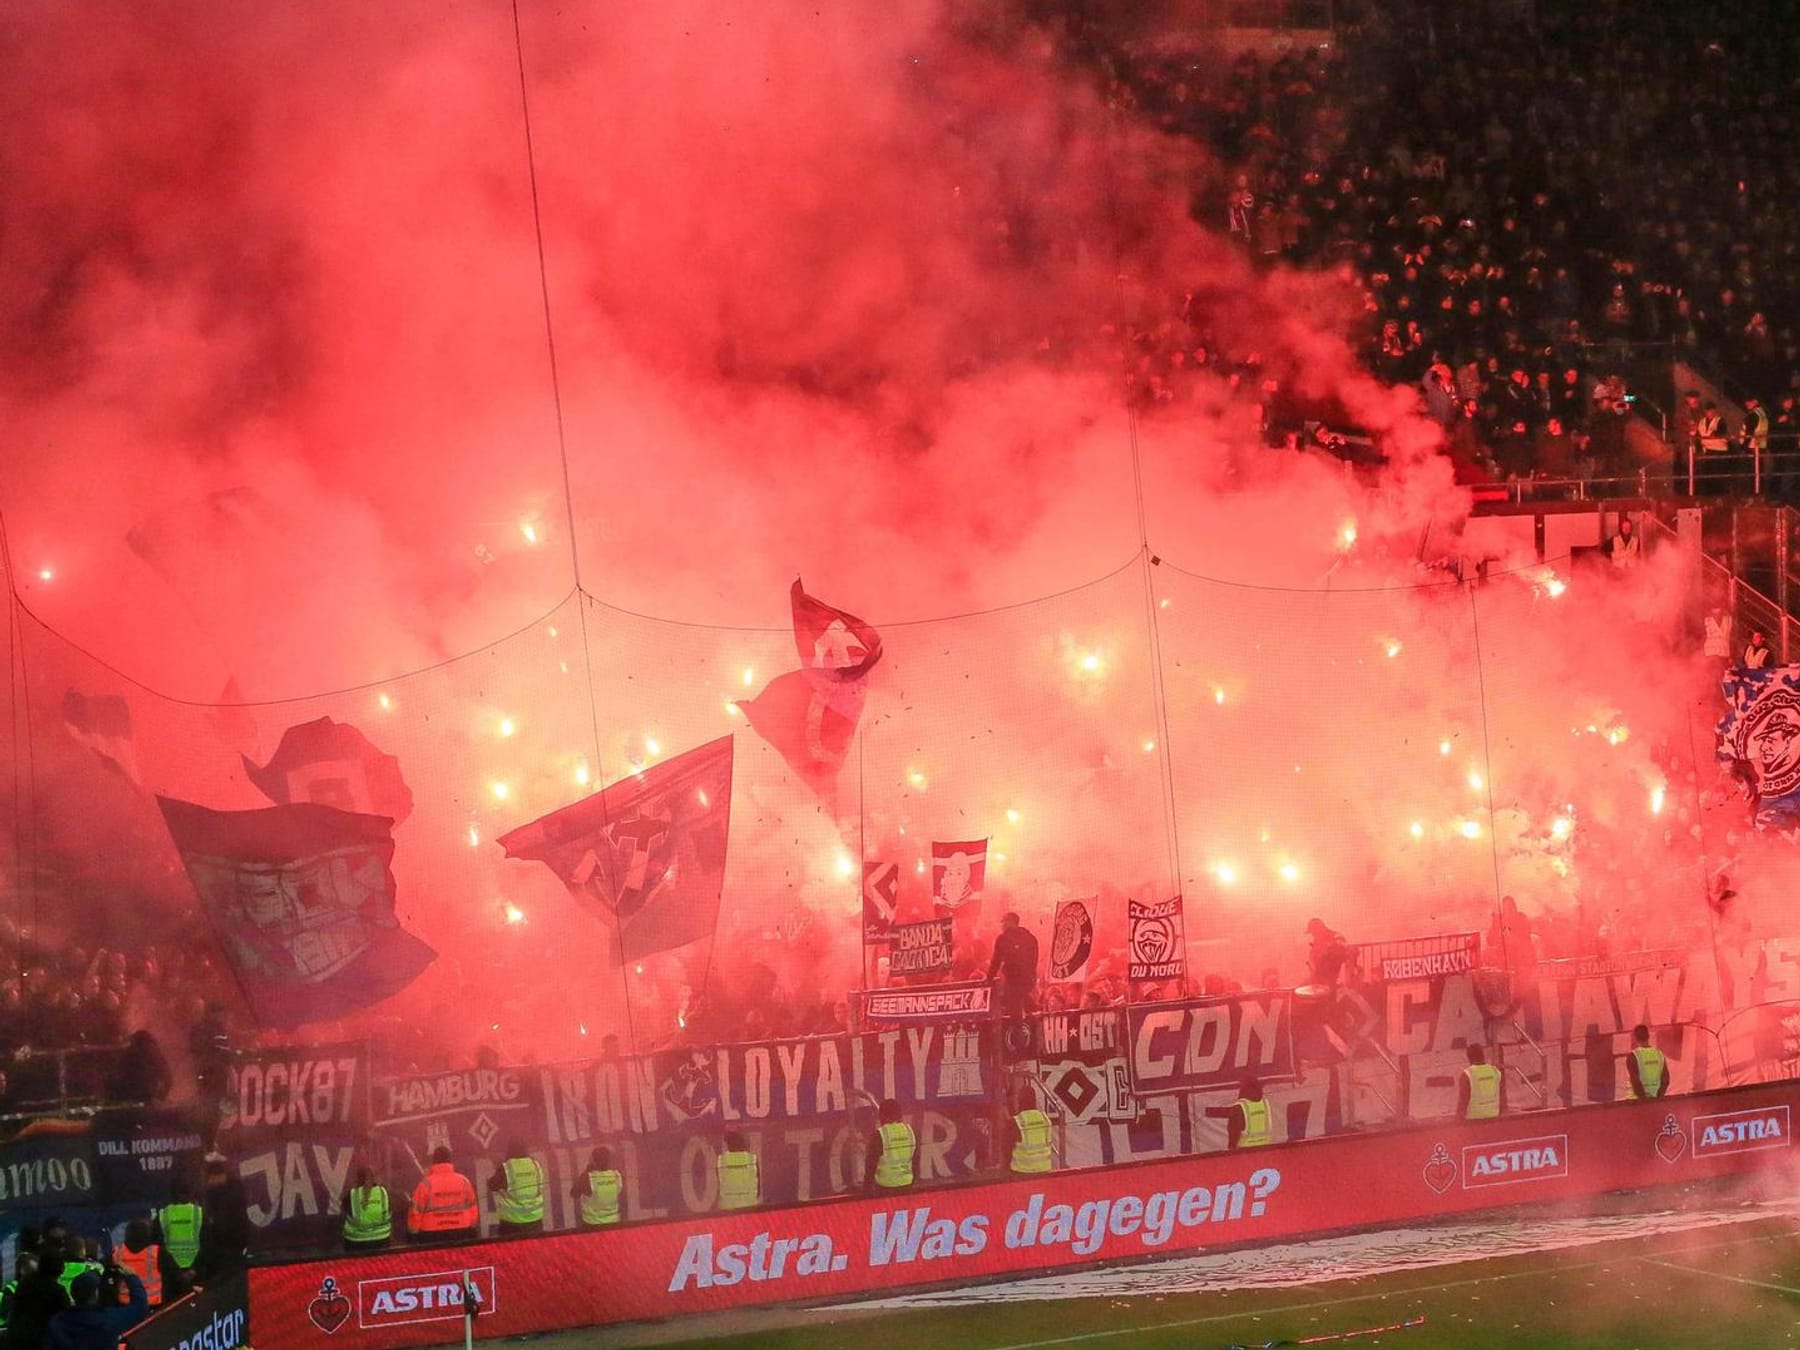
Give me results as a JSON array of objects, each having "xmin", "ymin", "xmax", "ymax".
[
  {"xmin": 574, "ymin": 1146, "xmax": 623, "ymax": 1226},
  {"xmin": 342, "ymin": 1167, "xmax": 393, "ymax": 1248},
  {"xmin": 1627, "ymin": 1025, "xmax": 1667, "ymax": 1100},
  {"xmin": 1009, "ymin": 1090, "xmax": 1053, "ymax": 1174},
  {"xmin": 1207, "ymin": 1076, "xmax": 1272, "ymax": 1149},
  {"xmin": 717, "ymin": 1132, "xmax": 761, "ymax": 1211},
  {"xmin": 1459, "ymin": 1046, "xmax": 1503, "ymax": 1120},
  {"xmin": 489, "ymin": 1142, "xmax": 547, "ymax": 1234},
  {"xmin": 156, "ymin": 1183, "xmax": 205, "ymax": 1273},
  {"xmin": 866, "ymin": 1100, "xmax": 917, "ymax": 1189}
]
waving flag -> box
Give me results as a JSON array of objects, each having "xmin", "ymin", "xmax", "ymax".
[
  {"xmin": 498, "ymin": 736, "xmax": 734, "ymax": 963},
  {"xmin": 62, "ymin": 689, "xmax": 140, "ymax": 782},
  {"xmin": 932, "ymin": 839, "xmax": 987, "ymax": 917},
  {"xmin": 1717, "ymin": 665, "xmax": 1800, "ymax": 829},
  {"xmin": 157, "ymin": 797, "xmax": 435, "ymax": 1028},
  {"xmin": 1048, "ymin": 897, "xmax": 1096, "ymax": 983},
  {"xmin": 244, "ymin": 717, "xmax": 413, "ymax": 825},
  {"xmin": 862, "ymin": 860, "xmax": 900, "ymax": 940},
  {"xmin": 791, "ymin": 578, "xmax": 882, "ymax": 679},
  {"xmin": 740, "ymin": 580, "xmax": 883, "ymax": 795}
]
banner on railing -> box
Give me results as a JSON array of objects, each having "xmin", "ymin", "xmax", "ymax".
[{"xmin": 1126, "ymin": 993, "xmax": 1294, "ymax": 1094}]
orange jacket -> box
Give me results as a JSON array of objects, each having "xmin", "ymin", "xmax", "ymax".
[
  {"xmin": 407, "ymin": 1163, "xmax": 479, "ymax": 1234},
  {"xmin": 115, "ymin": 1244, "xmax": 163, "ymax": 1306}
]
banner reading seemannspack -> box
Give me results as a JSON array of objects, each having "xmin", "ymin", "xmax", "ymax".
[{"xmin": 862, "ymin": 981, "xmax": 993, "ymax": 1025}]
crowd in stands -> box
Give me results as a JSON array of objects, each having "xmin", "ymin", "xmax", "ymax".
[{"xmin": 1066, "ymin": 0, "xmax": 1800, "ymax": 491}]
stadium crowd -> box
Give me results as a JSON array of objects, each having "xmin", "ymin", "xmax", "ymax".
[{"xmin": 1072, "ymin": 0, "xmax": 1800, "ymax": 490}]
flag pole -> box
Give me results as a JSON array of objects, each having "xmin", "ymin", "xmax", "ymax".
[{"xmin": 857, "ymin": 729, "xmax": 869, "ymax": 1018}]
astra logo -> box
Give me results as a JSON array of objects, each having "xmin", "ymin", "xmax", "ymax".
[
  {"xmin": 1691, "ymin": 1105, "xmax": 1791, "ymax": 1157},
  {"xmin": 357, "ymin": 1267, "xmax": 496, "ymax": 1328},
  {"xmin": 1460, "ymin": 1134, "xmax": 1569, "ymax": 1188}
]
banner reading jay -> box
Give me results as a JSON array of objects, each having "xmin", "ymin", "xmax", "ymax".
[{"xmin": 499, "ymin": 736, "xmax": 735, "ymax": 964}]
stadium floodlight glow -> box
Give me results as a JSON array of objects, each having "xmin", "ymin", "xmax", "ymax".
[
  {"xmin": 1650, "ymin": 783, "xmax": 1666, "ymax": 815},
  {"xmin": 1409, "ymin": 820, "xmax": 1424, "ymax": 839},
  {"xmin": 835, "ymin": 852, "xmax": 855, "ymax": 879},
  {"xmin": 1142, "ymin": 738, "xmax": 1157, "ymax": 753},
  {"xmin": 1439, "ymin": 739, "xmax": 1452, "ymax": 755},
  {"xmin": 1384, "ymin": 639, "xmax": 1403, "ymax": 658},
  {"xmin": 1458, "ymin": 819, "xmax": 1482, "ymax": 839},
  {"xmin": 520, "ymin": 520, "xmax": 539, "ymax": 544},
  {"xmin": 908, "ymin": 770, "xmax": 928, "ymax": 789},
  {"xmin": 645, "ymin": 735, "xmax": 661, "ymax": 756},
  {"xmin": 467, "ymin": 824, "xmax": 480, "ymax": 848},
  {"xmin": 1005, "ymin": 808, "xmax": 1021, "ymax": 823},
  {"xmin": 1213, "ymin": 686, "xmax": 1226, "ymax": 704},
  {"xmin": 574, "ymin": 761, "xmax": 590, "ymax": 786},
  {"xmin": 36, "ymin": 566, "xmax": 53, "ymax": 582},
  {"xmin": 490, "ymin": 781, "xmax": 510, "ymax": 800},
  {"xmin": 499, "ymin": 716, "xmax": 516, "ymax": 738},
  {"xmin": 742, "ymin": 666, "xmax": 755, "ymax": 686},
  {"xmin": 1338, "ymin": 520, "xmax": 1357, "ymax": 549},
  {"xmin": 1551, "ymin": 816, "xmax": 1573, "ymax": 839},
  {"xmin": 1213, "ymin": 861, "xmax": 1239, "ymax": 885},
  {"xmin": 1467, "ymin": 770, "xmax": 1484, "ymax": 792},
  {"xmin": 503, "ymin": 902, "xmax": 526, "ymax": 925},
  {"xmin": 1277, "ymin": 861, "xmax": 1300, "ymax": 882},
  {"xmin": 378, "ymin": 692, "xmax": 392, "ymax": 710}
]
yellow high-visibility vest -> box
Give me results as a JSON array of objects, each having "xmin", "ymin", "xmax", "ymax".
[
  {"xmin": 1237, "ymin": 1097, "xmax": 1272, "ymax": 1147},
  {"xmin": 579, "ymin": 1170, "xmax": 622, "ymax": 1226},
  {"xmin": 717, "ymin": 1150, "xmax": 760, "ymax": 1210},
  {"xmin": 343, "ymin": 1185, "xmax": 392, "ymax": 1243},
  {"xmin": 1011, "ymin": 1110, "xmax": 1052, "ymax": 1173},
  {"xmin": 874, "ymin": 1121, "xmax": 916, "ymax": 1188},
  {"xmin": 1464, "ymin": 1064, "xmax": 1502, "ymax": 1119},
  {"xmin": 496, "ymin": 1156, "xmax": 545, "ymax": 1225}
]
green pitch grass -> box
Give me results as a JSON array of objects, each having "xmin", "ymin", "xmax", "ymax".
[{"xmin": 583, "ymin": 1214, "xmax": 1800, "ymax": 1350}]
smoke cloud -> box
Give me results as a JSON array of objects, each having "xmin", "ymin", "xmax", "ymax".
[{"xmin": 0, "ymin": 0, "xmax": 1758, "ymax": 1060}]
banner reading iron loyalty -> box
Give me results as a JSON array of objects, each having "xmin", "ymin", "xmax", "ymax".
[
  {"xmin": 1128, "ymin": 897, "xmax": 1187, "ymax": 982},
  {"xmin": 157, "ymin": 797, "xmax": 436, "ymax": 1028},
  {"xmin": 499, "ymin": 736, "xmax": 733, "ymax": 964}
]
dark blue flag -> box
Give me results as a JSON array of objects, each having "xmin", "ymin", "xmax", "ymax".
[{"xmin": 157, "ymin": 796, "xmax": 435, "ymax": 1028}]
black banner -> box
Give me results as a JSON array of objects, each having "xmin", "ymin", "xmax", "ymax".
[
  {"xmin": 92, "ymin": 1107, "xmax": 209, "ymax": 1201},
  {"xmin": 1126, "ymin": 992, "xmax": 1295, "ymax": 1093},
  {"xmin": 122, "ymin": 1270, "xmax": 250, "ymax": 1350},
  {"xmin": 887, "ymin": 918, "xmax": 954, "ymax": 976}
]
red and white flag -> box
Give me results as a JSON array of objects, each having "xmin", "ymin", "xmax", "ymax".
[
  {"xmin": 931, "ymin": 839, "xmax": 987, "ymax": 916},
  {"xmin": 740, "ymin": 580, "xmax": 882, "ymax": 797},
  {"xmin": 791, "ymin": 578, "xmax": 882, "ymax": 680}
]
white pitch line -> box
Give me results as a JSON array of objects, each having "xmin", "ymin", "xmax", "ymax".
[
  {"xmin": 1638, "ymin": 1256, "xmax": 1800, "ymax": 1298},
  {"xmin": 981, "ymin": 1225, "xmax": 1800, "ymax": 1350}
]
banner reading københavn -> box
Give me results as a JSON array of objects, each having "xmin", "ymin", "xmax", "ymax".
[
  {"xmin": 157, "ymin": 797, "xmax": 435, "ymax": 1028},
  {"xmin": 498, "ymin": 737, "xmax": 733, "ymax": 964}
]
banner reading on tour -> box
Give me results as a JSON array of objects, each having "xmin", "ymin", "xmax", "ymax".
[
  {"xmin": 1126, "ymin": 992, "xmax": 1294, "ymax": 1094},
  {"xmin": 1128, "ymin": 897, "xmax": 1186, "ymax": 983}
]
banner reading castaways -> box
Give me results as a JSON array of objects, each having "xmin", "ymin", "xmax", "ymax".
[{"xmin": 1128, "ymin": 897, "xmax": 1186, "ymax": 983}]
